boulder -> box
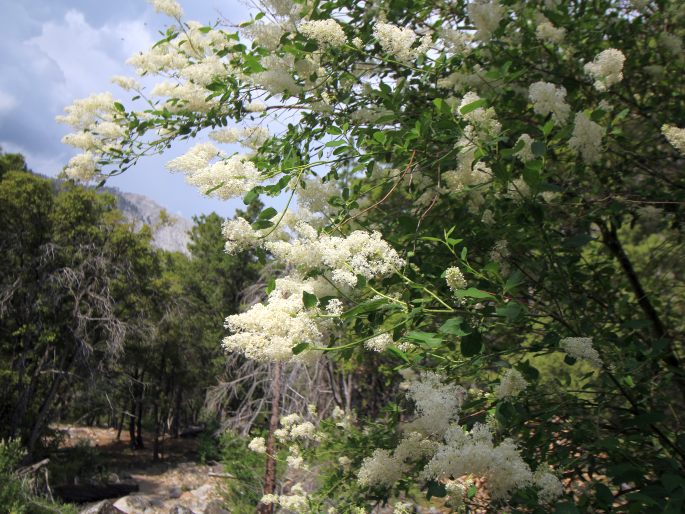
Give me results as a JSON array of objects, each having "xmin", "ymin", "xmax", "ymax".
[{"xmin": 79, "ymin": 500, "xmax": 125, "ymax": 514}]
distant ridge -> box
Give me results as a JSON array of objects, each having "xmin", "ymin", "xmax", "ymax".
[
  {"xmin": 103, "ymin": 187, "xmax": 193, "ymax": 255},
  {"xmin": 37, "ymin": 172, "xmax": 193, "ymax": 255}
]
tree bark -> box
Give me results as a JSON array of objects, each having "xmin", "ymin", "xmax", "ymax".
[
  {"xmin": 257, "ymin": 363, "xmax": 282, "ymax": 514},
  {"xmin": 600, "ymin": 221, "xmax": 683, "ymax": 382}
]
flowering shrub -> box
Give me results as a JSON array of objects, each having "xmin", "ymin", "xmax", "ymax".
[{"xmin": 59, "ymin": 0, "xmax": 685, "ymax": 511}]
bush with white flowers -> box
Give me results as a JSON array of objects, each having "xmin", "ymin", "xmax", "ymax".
[{"xmin": 59, "ymin": 0, "xmax": 685, "ymax": 511}]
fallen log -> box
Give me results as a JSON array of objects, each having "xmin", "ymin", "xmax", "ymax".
[{"xmin": 54, "ymin": 483, "xmax": 139, "ymax": 503}]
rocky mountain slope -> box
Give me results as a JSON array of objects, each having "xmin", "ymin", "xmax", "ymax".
[{"xmin": 106, "ymin": 188, "xmax": 192, "ymax": 255}]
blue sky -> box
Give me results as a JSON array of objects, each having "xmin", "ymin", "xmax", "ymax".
[{"xmin": 0, "ymin": 0, "xmax": 258, "ymax": 219}]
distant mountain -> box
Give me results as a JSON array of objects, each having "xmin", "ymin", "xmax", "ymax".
[
  {"xmin": 39, "ymin": 173, "xmax": 193, "ymax": 254},
  {"xmin": 104, "ymin": 188, "xmax": 193, "ymax": 255}
]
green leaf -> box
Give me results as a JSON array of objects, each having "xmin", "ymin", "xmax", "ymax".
[
  {"xmin": 438, "ymin": 318, "xmax": 469, "ymax": 337},
  {"xmin": 426, "ymin": 480, "xmax": 447, "ymax": 499},
  {"xmin": 341, "ymin": 299, "xmax": 388, "ymax": 319},
  {"xmin": 302, "ymin": 291, "xmax": 318, "ymax": 309},
  {"xmin": 291, "ymin": 342, "xmax": 310, "ymax": 355},
  {"xmin": 405, "ymin": 331, "xmax": 443, "ymax": 347},
  {"xmin": 251, "ymin": 219, "xmax": 274, "ymax": 230},
  {"xmin": 265, "ymin": 277, "xmax": 276, "ymax": 295},
  {"xmin": 373, "ymin": 131, "xmax": 387, "ymax": 144},
  {"xmin": 454, "ymin": 288, "xmax": 495, "ymax": 300},
  {"xmin": 243, "ymin": 189, "xmax": 259, "ymax": 205},
  {"xmin": 258, "ymin": 207, "xmax": 278, "ymax": 220},
  {"xmin": 461, "ymin": 332, "xmax": 483, "ymax": 357},
  {"xmin": 459, "ymin": 98, "xmax": 487, "ymax": 115},
  {"xmin": 325, "ymin": 139, "xmax": 345, "ymax": 147},
  {"xmin": 542, "ymin": 118, "xmax": 555, "ymax": 137},
  {"xmin": 554, "ymin": 502, "xmax": 580, "ymax": 514},
  {"xmin": 531, "ymin": 141, "xmax": 546, "ymax": 156},
  {"xmin": 113, "ymin": 102, "xmax": 125, "ymax": 113}
]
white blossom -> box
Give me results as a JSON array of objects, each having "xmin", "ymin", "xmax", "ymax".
[
  {"xmin": 468, "ymin": 1, "xmax": 505, "ymax": 41},
  {"xmin": 662, "ymin": 124, "xmax": 685, "ymax": 154},
  {"xmin": 149, "ymin": 0, "xmax": 183, "ymax": 18},
  {"xmin": 535, "ymin": 470, "xmax": 564, "ymax": 503},
  {"xmin": 445, "ymin": 266, "xmax": 467, "ymax": 292},
  {"xmin": 364, "ymin": 333, "xmax": 394, "ymax": 352},
  {"xmin": 110, "ymin": 75, "xmax": 140, "ymax": 91},
  {"xmin": 63, "ymin": 152, "xmax": 98, "ymax": 181},
  {"xmin": 528, "ymin": 81, "xmax": 570, "ymax": 125},
  {"xmin": 299, "ymin": 19, "xmax": 347, "ymax": 47},
  {"xmin": 494, "ymin": 368, "xmax": 528, "ymax": 399},
  {"xmin": 536, "ymin": 20, "xmax": 566, "ymax": 44},
  {"xmin": 569, "ymin": 112, "xmax": 605, "ymax": 164},
  {"xmin": 584, "ymin": 48, "xmax": 626, "ymax": 91},
  {"xmin": 374, "ymin": 22, "xmax": 431, "ymax": 62},
  {"xmin": 560, "ymin": 336, "xmax": 602, "ymax": 367},
  {"xmin": 248, "ymin": 436, "xmax": 267, "ymax": 454},
  {"xmin": 515, "ymin": 134, "xmax": 535, "ymax": 163}
]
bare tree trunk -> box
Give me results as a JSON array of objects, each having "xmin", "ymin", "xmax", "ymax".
[
  {"xmin": 153, "ymin": 402, "xmax": 160, "ymax": 461},
  {"xmin": 116, "ymin": 412, "xmax": 124, "ymax": 440},
  {"xmin": 172, "ymin": 386, "xmax": 181, "ymax": 438},
  {"xmin": 257, "ymin": 363, "xmax": 282, "ymax": 514}
]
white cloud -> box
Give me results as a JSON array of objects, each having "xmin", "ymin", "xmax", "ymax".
[
  {"xmin": 26, "ymin": 9, "xmax": 154, "ymax": 102},
  {"xmin": 0, "ymin": 90, "xmax": 17, "ymax": 113}
]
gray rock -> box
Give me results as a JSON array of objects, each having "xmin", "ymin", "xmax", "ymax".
[
  {"xmin": 168, "ymin": 486, "xmax": 183, "ymax": 499},
  {"xmin": 79, "ymin": 500, "xmax": 125, "ymax": 514},
  {"xmin": 204, "ymin": 500, "xmax": 230, "ymax": 514},
  {"xmin": 168, "ymin": 506, "xmax": 194, "ymax": 514},
  {"xmin": 113, "ymin": 495, "xmax": 153, "ymax": 513}
]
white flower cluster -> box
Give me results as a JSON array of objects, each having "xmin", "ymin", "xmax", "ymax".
[
  {"xmin": 356, "ymin": 373, "xmax": 563, "ymax": 501},
  {"xmin": 209, "ymin": 126, "xmax": 270, "ymax": 150},
  {"xmin": 374, "ymin": 22, "xmax": 431, "ymax": 62},
  {"xmin": 273, "ymin": 413, "xmax": 318, "ymax": 443},
  {"xmin": 62, "ymin": 152, "xmax": 98, "ymax": 181},
  {"xmin": 458, "ymin": 92, "xmax": 502, "ymax": 137},
  {"xmin": 111, "ymin": 75, "xmax": 140, "ymax": 91},
  {"xmin": 535, "ymin": 470, "xmax": 564, "ymax": 503},
  {"xmin": 299, "ymin": 19, "xmax": 347, "ymax": 47},
  {"xmin": 560, "ymin": 336, "xmax": 603, "ymax": 367},
  {"xmin": 515, "ymin": 134, "xmax": 535, "ymax": 163},
  {"xmin": 265, "ymin": 228, "xmax": 405, "ymax": 288},
  {"xmin": 224, "ymin": 275, "xmax": 336, "ymax": 362},
  {"xmin": 364, "ymin": 333, "xmax": 394, "ymax": 352},
  {"xmin": 149, "ymin": 0, "xmax": 183, "ymax": 18},
  {"xmin": 584, "ymin": 48, "xmax": 626, "ymax": 91},
  {"xmin": 568, "ymin": 112, "xmax": 605, "ymax": 164},
  {"xmin": 662, "ymin": 124, "xmax": 685, "ymax": 154},
  {"xmin": 260, "ymin": 483, "xmax": 308, "ymax": 511},
  {"xmin": 166, "ymin": 143, "xmax": 262, "ymax": 199},
  {"xmin": 528, "ymin": 81, "xmax": 570, "ymax": 125},
  {"xmin": 248, "ymin": 436, "xmax": 267, "ymax": 454},
  {"xmin": 404, "ymin": 372, "xmax": 466, "ymax": 436},
  {"xmin": 245, "ymin": 100, "xmax": 267, "ymax": 112},
  {"xmin": 468, "ymin": 1, "xmax": 505, "ymax": 41},
  {"xmin": 536, "ymin": 18, "xmax": 566, "ymax": 44},
  {"xmin": 57, "ymin": 92, "xmax": 126, "ymax": 181},
  {"xmin": 151, "ymin": 80, "xmax": 220, "ymax": 113},
  {"xmin": 445, "ymin": 266, "xmax": 467, "ymax": 292},
  {"xmin": 357, "ymin": 431, "xmax": 436, "ymax": 487},
  {"xmin": 421, "ymin": 423, "xmax": 534, "ymax": 500},
  {"xmin": 494, "ymin": 368, "xmax": 528, "ymax": 399}
]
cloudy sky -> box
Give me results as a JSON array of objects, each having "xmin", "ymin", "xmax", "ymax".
[{"xmin": 0, "ymin": 0, "xmax": 256, "ymax": 219}]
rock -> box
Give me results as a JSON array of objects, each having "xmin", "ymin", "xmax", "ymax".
[
  {"xmin": 107, "ymin": 473, "xmax": 120, "ymax": 483},
  {"xmin": 204, "ymin": 500, "xmax": 230, "ymax": 514},
  {"xmin": 168, "ymin": 486, "xmax": 182, "ymax": 499},
  {"xmin": 168, "ymin": 506, "xmax": 194, "ymax": 514},
  {"xmin": 79, "ymin": 500, "xmax": 125, "ymax": 514},
  {"xmin": 113, "ymin": 495, "xmax": 153, "ymax": 513}
]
